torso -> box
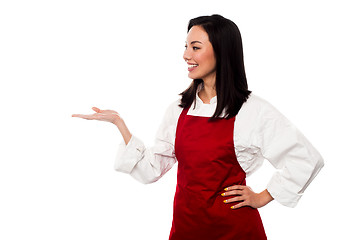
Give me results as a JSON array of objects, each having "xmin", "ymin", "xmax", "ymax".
[{"xmin": 169, "ymin": 106, "xmax": 267, "ymax": 240}]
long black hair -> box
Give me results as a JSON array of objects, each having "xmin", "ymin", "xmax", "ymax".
[{"xmin": 179, "ymin": 14, "xmax": 251, "ymax": 120}]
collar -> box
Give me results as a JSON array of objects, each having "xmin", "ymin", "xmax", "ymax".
[{"xmin": 195, "ymin": 82, "xmax": 217, "ymax": 105}]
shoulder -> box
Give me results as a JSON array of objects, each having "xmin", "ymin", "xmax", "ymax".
[
  {"xmin": 237, "ymin": 93, "xmax": 272, "ymax": 118},
  {"xmin": 162, "ymin": 98, "xmax": 183, "ymax": 124},
  {"xmin": 233, "ymin": 94, "xmax": 275, "ymax": 145},
  {"xmin": 242, "ymin": 93, "xmax": 274, "ymax": 111},
  {"xmin": 240, "ymin": 93, "xmax": 285, "ymax": 119},
  {"xmin": 166, "ymin": 98, "xmax": 183, "ymax": 115},
  {"xmin": 236, "ymin": 93, "xmax": 291, "ymax": 133}
]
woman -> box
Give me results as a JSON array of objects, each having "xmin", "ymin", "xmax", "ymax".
[{"xmin": 73, "ymin": 14, "xmax": 324, "ymax": 240}]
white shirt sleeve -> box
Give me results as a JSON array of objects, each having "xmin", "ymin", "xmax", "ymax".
[
  {"xmin": 114, "ymin": 100, "xmax": 182, "ymax": 184},
  {"xmin": 253, "ymin": 98, "xmax": 324, "ymax": 207}
]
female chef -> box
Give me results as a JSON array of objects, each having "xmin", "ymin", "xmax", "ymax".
[{"xmin": 72, "ymin": 14, "xmax": 324, "ymax": 240}]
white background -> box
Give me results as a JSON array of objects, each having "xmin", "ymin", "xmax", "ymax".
[{"xmin": 1, "ymin": 0, "xmax": 360, "ymax": 239}]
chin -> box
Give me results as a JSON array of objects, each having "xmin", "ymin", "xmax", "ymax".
[{"xmin": 188, "ymin": 73, "xmax": 201, "ymax": 79}]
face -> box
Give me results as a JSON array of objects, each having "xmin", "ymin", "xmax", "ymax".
[{"xmin": 183, "ymin": 26, "xmax": 217, "ymax": 81}]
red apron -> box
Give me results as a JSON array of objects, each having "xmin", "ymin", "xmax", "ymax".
[{"xmin": 169, "ymin": 107, "xmax": 267, "ymax": 240}]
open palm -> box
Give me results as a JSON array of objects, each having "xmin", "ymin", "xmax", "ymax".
[{"xmin": 72, "ymin": 107, "xmax": 121, "ymax": 124}]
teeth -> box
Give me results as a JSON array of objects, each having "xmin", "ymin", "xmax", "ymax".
[{"xmin": 188, "ymin": 64, "xmax": 198, "ymax": 68}]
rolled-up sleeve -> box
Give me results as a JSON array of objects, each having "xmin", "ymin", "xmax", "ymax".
[
  {"xmin": 114, "ymin": 100, "xmax": 181, "ymax": 184},
  {"xmin": 114, "ymin": 135, "xmax": 147, "ymax": 174},
  {"xmin": 255, "ymin": 101, "xmax": 324, "ymax": 207}
]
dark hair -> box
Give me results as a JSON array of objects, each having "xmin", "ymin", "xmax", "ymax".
[{"xmin": 179, "ymin": 14, "xmax": 251, "ymax": 120}]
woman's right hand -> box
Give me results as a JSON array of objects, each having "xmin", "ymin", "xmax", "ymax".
[
  {"xmin": 72, "ymin": 107, "xmax": 121, "ymax": 124},
  {"xmin": 72, "ymin": 107, "xmax": 132, "ymax": 144}
]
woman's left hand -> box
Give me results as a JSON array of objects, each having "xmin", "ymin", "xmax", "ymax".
[{"xmin": 221, "ymin": 186, "xmax": 274, "ymax": 209}]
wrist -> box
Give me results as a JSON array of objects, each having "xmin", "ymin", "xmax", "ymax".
[
  {"xmin": 258, "ymin": 189, "xmax": 274, "ymax": 207},
  {"xmin": 112, "ymin": 115, "xmax": 123, "ymax": 126}
]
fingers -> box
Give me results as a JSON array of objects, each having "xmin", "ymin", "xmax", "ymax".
[
  {"xmin": 222, "ymin": 195, "xmax": 249, "ymax": 210},
  {"xmin": 230, "ymin": 201, "xmax": 248, "ymax": 209},
  {"xmin": 224, "ymin": 185, "xmax": 249, "ymax": 191},
  {"xmin": 222, "ymin": 189, "xmax": 243, "ymax": 197},
  {"xmin": 223, "ymin": 196, "xmax": 245, "ymax": 203},
  {"xmin": 72, "ymin": 114, "xmax": 84, "ymax": 118},
  {"xmin": 92, "ymin": 107, "xmax": 101, "ymax": 113},
  {"xmin": 72, "ymin": 107, "xmax": 101, "ymax": 119},
  {"xmin": 222, "ymin": 185, "xmax": 249, "ymax": 196},
  {"xmin": 71, "ymin": 114, "xmax": 95, "ymax": 120},
  {"xmin": 221, "ymin": 185, "xmax": 252, "ymax": 209}
]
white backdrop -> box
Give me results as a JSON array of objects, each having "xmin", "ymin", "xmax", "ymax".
[{"xmin": 1, "ymin": 0, "xmax": 360, "ymax": 239}]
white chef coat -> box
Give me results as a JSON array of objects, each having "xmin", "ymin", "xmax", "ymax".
[{"xmin": 114, "ymin": 92, "xmax": 324, "ymax": 208}]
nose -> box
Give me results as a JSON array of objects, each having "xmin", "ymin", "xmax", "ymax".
[{"xmin": 183, "ymin": 48, "xmax": 191, "ymax": 62}]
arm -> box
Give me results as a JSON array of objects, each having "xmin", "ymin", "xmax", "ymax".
[
  {"xmin": 221, "ymin": 97, "xmax": 324, "ymax": 209},
  {"xmin": 256, "ymin": 101, "xmax": 324, "ymax": 207},
  {"xmin": 72, "ymin": 102, "xmax": 181, "ymax": 184},
  {"xmin": 113, "ymin": 117, "xmax": 132, "ymax": 145}
]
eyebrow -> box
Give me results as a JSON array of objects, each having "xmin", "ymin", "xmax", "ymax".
[{"xmin": 185, "ymin": 41, "xmax": 203, "ymax": 45}]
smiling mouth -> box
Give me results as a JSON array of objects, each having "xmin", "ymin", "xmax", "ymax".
[{"xmin": 188, "ymin": 64, "xmax": 198, "ymax": 71}]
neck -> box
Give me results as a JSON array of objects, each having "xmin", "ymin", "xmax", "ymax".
[{"xmin": 199, "ymin": 75, "xmax": 216, "ymax": 104}]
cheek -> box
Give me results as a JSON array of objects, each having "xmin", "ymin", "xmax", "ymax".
[
  {"xmin": 205, "ymin": 53, "xmax": 216, "ymax": 70},
  {"xmin": 196, "ymin": 52, "xmax": 216, "ymax": 66},
  {"xmin": 203, "ymin": 49, "xmax": 216, "ymax": 66}
]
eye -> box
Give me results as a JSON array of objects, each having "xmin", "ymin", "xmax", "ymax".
[{"xmin": 193, "ymin": 47, "xmax": 200, "ymax": 50}]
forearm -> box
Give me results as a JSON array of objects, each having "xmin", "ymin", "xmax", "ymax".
[
  {"xmin": 258, "ymin": 189, "xmax": 274, "ymax": 207},
  {"xmin": 113, "ymin": 117, "xmax": 132, "ymax": 145}
]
